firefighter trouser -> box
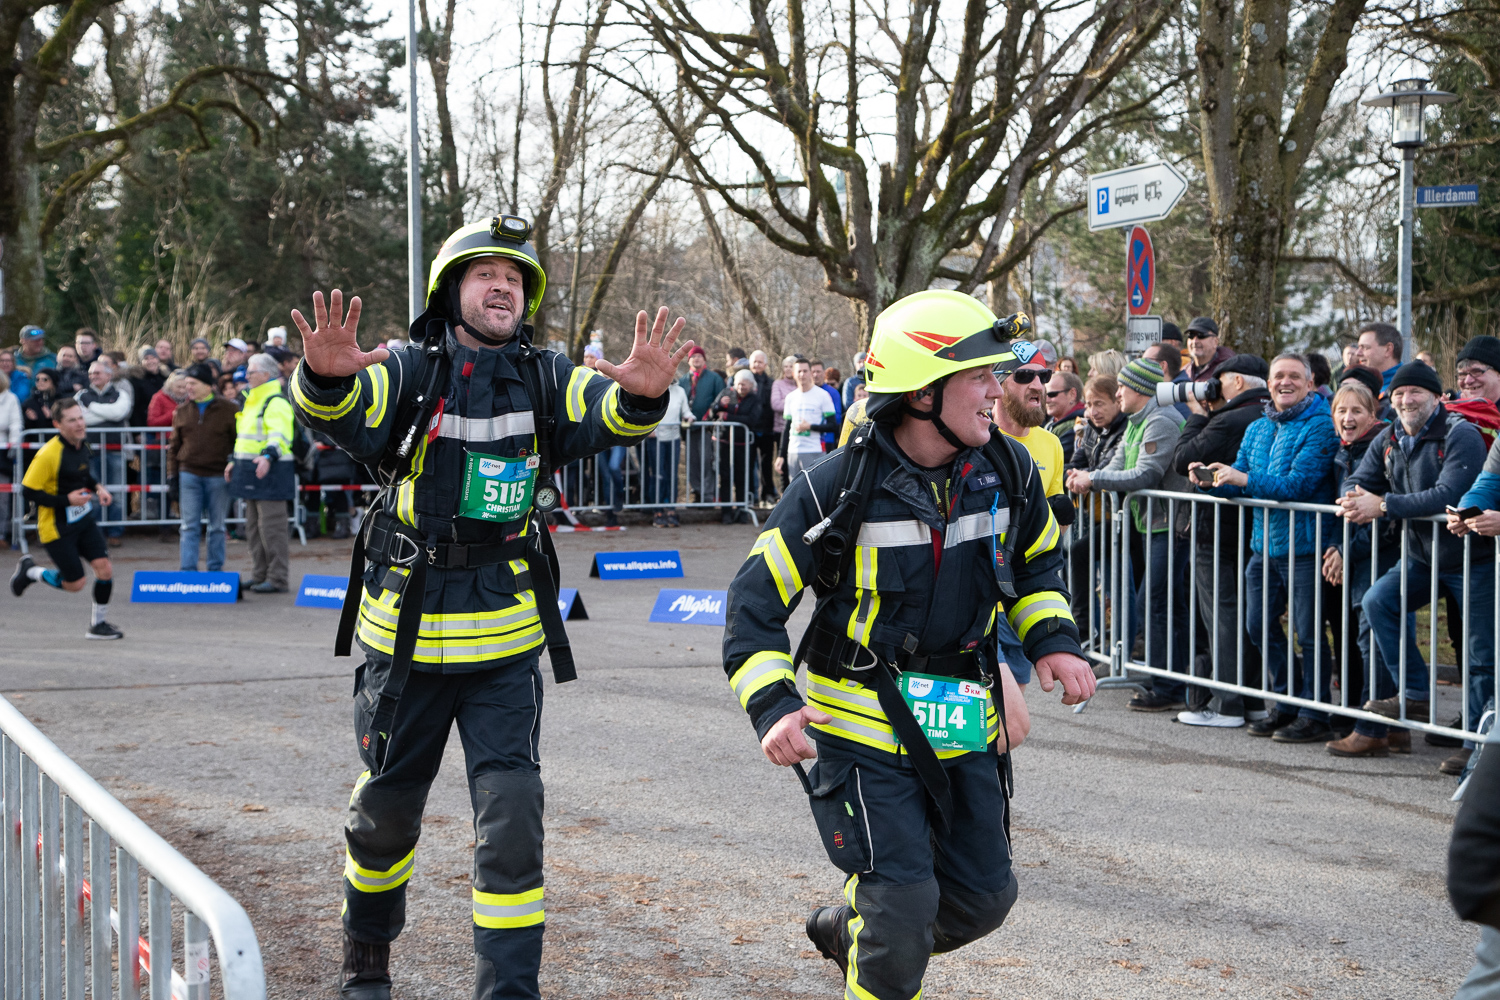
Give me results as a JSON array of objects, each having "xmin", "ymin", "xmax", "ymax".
[
  {"xmin": 805, "ymin": 734, "xmax": 1017, "ymax": 1000},
  {"xmin": 344, "ymin": 657, "xmax": 546, "ymax": 1000}
]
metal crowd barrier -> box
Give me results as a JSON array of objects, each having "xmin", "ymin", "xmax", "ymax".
[
  {"xmin": 7, "ymin": 422, "xmax": 765, "ymax": 549},
  {"xmin": 1066, "ymin": 487, "xmax": 1497, "ymax": 743},
  {"xmin": 7, "ymin": 427, "xmax": 368, "ymax": 551},
  {"xmin": 0, "ymin": 695, "xmax": 265, "ymax": 999},
  {"xmin": 554, "ymin": 421, "xmax": 761, "ymax": 520}
]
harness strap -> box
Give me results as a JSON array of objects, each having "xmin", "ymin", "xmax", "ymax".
[
  {"xmin": 361, "ymin": 552, "xmax": 426, "ymax": 776},
  {"xmin": 335, "ymin": 496, "xmax": 380, "ymax": 657},
  {"xmin": 796, "ymin": 623, "xmax": 955, "ymax": 830},
  {"xmin": 529, "ymin": 514, "xmax": 576, "ymax": 683},
  {"xmin": 870, "ymin": 657, "xmax": 954, "ymax": 829}
]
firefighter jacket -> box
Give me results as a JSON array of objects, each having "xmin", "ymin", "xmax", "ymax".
[
  {"xmin": 230, "ymin": 378, "xmax": 297, "ymax": 501},
  {"xmin": 290, "ymin": 325, "xmax": 666, "ymax": 674},
  {"xmin": 722, "ymin": 423, "xmax": 1082, "ymax": 756}
]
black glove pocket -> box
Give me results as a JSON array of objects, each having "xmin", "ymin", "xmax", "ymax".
[{"xmin": 806, "ymin": 757, "xmax": 873, "ymax": 874}]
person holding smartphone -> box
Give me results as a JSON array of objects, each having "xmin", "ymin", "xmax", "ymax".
[{"xmin": 1175, "ymin": 355, "xmax": 1271, "ymax": 728}]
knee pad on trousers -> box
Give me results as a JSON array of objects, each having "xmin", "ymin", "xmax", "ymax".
[
  {"xmin": 347, "ymin": 776, "xmax": 427, "ymax": 863},
  {"xmin": 344, "ymin": 775, "xmax": 429, "ymax": 944},
  {"xmin": 846, "ymin": 877, "xmax": 941, "ymax": 1000},
  {"xmin": 473, "ymin": 770, "xmax": 544, "ymax": 893},
  {"xmin": 931, "ymin": 870, "xmax": 1018, "ymax": 954}
]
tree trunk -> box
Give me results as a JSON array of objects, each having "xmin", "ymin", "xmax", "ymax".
[
  {"xmin": 419, "ymin": 0, "xmax": 463, "ymax": 233},
  {"xmin": 0, "ymin": 156, "xmax": 44, "ymax": 344},
  {"xmin": 1197, "ymin": 0, "xmax": 1366, "ymax": 355}
]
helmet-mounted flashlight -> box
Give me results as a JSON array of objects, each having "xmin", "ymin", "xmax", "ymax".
[{"xmin": 491, "ymin": 215, "xmax": 533, "ymax": 243}]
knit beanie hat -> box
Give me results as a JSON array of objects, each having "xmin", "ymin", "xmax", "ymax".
[
  {"xmin": 1388, "ymin": 360, "xmax": 1442, "ymax": 396},
  {"xmin": 1458, "ymin": 335, "xmax": 1500, "ymax": 372},
  {"xmin": 1118, "ymin": 357, "xmax": 1166, "ymax": 396},
  {"xmin": 1338, "ymin": 364, "xmax": 1383, "ymax": 398}
]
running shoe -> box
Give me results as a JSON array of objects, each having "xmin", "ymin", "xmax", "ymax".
[{"xmin": 10, "ymin": 555, "xmax": 34, "ymax": 597}]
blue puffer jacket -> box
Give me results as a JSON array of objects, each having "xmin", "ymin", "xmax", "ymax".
[{"xmin": 1211, "ymin": 392, "xmax": 1340, "ymax": 557}]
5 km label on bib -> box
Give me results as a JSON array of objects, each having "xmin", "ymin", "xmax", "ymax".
[
  {"xmin": 898, "ymin": 672, "xmax": 990, "ymax": 752},
  {"xmin": 460, "ymin": 452, "xmax": 539, "ymax": 522}
]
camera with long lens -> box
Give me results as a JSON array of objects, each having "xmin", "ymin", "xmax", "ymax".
[{"xmin": 1156, "ymin": 378, "xmax": 1221, "ymax": 405}]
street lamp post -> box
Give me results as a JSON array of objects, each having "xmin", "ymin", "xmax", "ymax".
[
  {"xmin": 1361, "ymin": 72, "xmax": 1457, "ymax": 364},
  {"xmin": 407, "ymin": 0, "xmax": 423, "ymax": 324}
]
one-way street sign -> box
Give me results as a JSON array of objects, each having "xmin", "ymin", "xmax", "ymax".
[{"xmin": 1088, "ymin": 161, "xmax": 1189, "ymax": 231}]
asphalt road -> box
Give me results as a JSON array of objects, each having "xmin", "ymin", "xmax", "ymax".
[{"xmin": 0, "ymin": 516, "xmax": 1481, "ymax": 999}]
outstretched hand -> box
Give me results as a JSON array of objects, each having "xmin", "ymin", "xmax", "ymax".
[
  {"xmin": 594, "ymin": 307, "xmax": 693, "ymax": 398},
  {"xmin": 291, "ymin": 290, "xmax": 389, "ymax": 378}
]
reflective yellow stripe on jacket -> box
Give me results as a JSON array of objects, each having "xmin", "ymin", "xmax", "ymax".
[
  {"xmin": 749, "ymin": 528, "xmax": 803, "ymax": 604},
  {"xmin": 729, "ymin": 651, "xmax": 796, "ymax": 709},
  {"xmin": 1006, "ymin": 591, "xmax": 1074, "ymax": 643},
  {"xmin": 807, "ymin": 673, "xmax": 997, "ymax": 759},
  {"xmin": 356, "ymin": 569, "xmax": 545, "ymax": 665}
]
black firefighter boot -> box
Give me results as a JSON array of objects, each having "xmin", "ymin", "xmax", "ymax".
[
  {"xmin": 805, "ymin": 905, "xmax": 849, "ymax": 973},
  {"xmin": 341, "ymin": 933, "xmax": 392, "ymax": 999}
]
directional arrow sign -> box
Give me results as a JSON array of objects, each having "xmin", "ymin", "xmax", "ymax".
[{"xmin": 1088, "ymin": 161, "xmax": 1189, "ymax": 232}]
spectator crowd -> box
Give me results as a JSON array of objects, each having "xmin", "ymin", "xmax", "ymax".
[{"xmin": 3, "ymin": 316, "xmax": 1497, "ymax": 776}]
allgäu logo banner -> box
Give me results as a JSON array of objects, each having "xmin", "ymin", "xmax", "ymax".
[{"xmin": 649, "ymin": 589, "xmax": 727, "ymax": 626}]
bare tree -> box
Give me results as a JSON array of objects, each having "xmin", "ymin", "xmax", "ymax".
[
  {"xmin": 420, "ymin": 0, "xmax": 465, "ymax": 232},
  {"xmin": 531, "ymin": 0, "xmax": 613, "ymax": 340},
  {"xmin": 613, "ymin": 0, "xmax": 1172, "ymax": 341}
]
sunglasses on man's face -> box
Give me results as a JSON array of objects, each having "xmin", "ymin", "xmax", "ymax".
[
  {"xmin": 1185, "ymin": 330, "xmax": 1215, "ymax": 339},
  {"xmin": 1045, "ymin": 388, "xmax": 1071, "ymax": 398},
  {"xmin": 1007, "ymin": 368, "xmax": 1053, "ymax": 385}
]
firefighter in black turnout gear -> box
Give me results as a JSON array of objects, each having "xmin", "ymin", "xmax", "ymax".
[
  {"xmin": 722, "ymin": 290, "xmax": 1096, "ymax": 1000},
  {"xmin": 289, "ymin": 216, "xmax": 693, "ymax": 1000}
]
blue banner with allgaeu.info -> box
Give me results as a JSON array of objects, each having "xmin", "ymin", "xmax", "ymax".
[
  {"xmin": 296, "ymin": 574, "xmax": 349, "ymax": 609},
  {"xmin": 131, "ymin": 571, "xmax": 239, "ymax": 604},
  {"xmin": 649, "ymin": 589, "xmax": 727, "ymax": 626},
  {"xmin": 589, "ymin": 550, "xmax": 684, "ymax": 579}
]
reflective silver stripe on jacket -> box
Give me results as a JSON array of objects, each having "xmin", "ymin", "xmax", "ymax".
[
  {"xmin": 944, "ymin": 509, "xmax": 1010, "ymax": 548},
  {"xmin": 435, "ymin": 411, "xmax": 536, "ymax": 443},
  {"xmin": 855, "ymin": 519, "xmax": 931, "ymax": 547},
  {"xmin": 732, "ymin": 658, "xmax": 794, "ymax": 705}
]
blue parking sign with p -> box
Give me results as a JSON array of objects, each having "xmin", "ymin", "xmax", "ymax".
[{"xmin": 1097, "ymin": 187, "xmax": 1109, "ymax": 215}]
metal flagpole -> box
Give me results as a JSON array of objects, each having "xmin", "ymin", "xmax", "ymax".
[{"xmin": 407, "ymin": 0, "xmax": 423, "ymax": 324}]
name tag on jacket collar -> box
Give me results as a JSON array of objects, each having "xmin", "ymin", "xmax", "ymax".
[{"xmin": 965, "ymin": 471, "xmax": 1000, "ymax": 492}]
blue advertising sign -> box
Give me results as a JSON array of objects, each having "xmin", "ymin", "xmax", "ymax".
[
  {"xmin": 131, "ymin": 571, "xmax": 239, "ymax": 604},
  {"xmin": 589, "ymin": 550, "xmax": 684, "ymax": 579},
  {"xmin": 556, "ymin": 587, "xmax": 588, "ymax": 620},
  {"xmin": 1417, "ymin": 184, "xmax": 1479, "ymax": 208},
  {"xmin": 649, "ymin": 589, "xmax": 727, "ymax": 626},
  {"xmin": 296, "ymin": 574, "xmax": 349, "ymax": 609}
]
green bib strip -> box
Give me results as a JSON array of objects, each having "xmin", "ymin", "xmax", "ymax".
[
  {"xmin": 460, "ymin": 452, "xmax": 539, "ymax": 522},
  {"xmin": 896, "ymin": 672, "xmax": 991, "ymax": 752}
]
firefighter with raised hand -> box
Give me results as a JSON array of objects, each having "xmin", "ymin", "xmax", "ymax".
[
  {"xmin": 723, "ymin": 289, "xmax": 1096, "ymax": 1000},
  {"xmin": 289, "ymin": 215, "xmax": 692, "ymax": 1000}
]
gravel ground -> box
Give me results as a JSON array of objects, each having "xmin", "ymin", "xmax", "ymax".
[{"xmin": 0, "ymin": 519, "xmax": 1480, "ymax": 998}]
